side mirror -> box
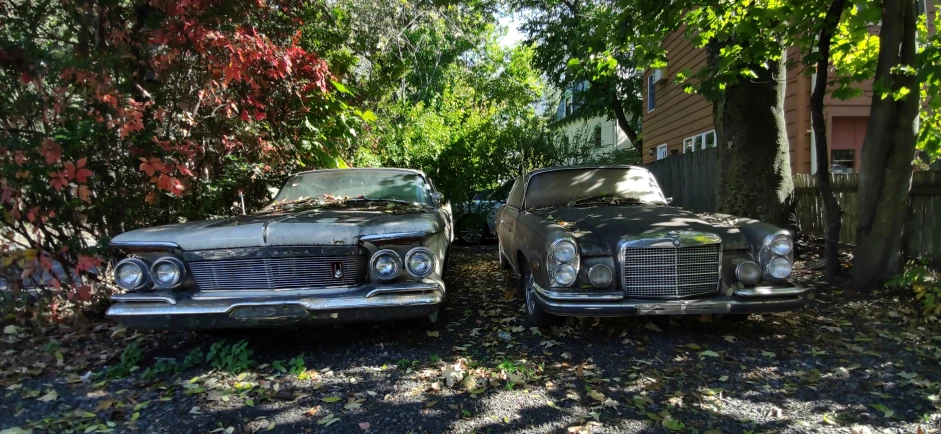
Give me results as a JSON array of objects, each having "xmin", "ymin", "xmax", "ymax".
[
  {"xmin": 431, "ymin": 192, "xmax": 444, "ymax": 205},
  {"xmin": 666, "ymin": 197, "xmax": 674, "ymax": 205}
]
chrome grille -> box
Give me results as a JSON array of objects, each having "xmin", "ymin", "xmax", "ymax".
[
  {"xmin": 189, "ymin": 255, "xmax": 366, "ymax": 291},
  {"xmin": 621, "ymin": 244, "xmax": 721, "ymax": 298}
]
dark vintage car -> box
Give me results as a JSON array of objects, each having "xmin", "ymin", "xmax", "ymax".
[
  {"xmin": 495, "ymin": 165, "xmax": 808, "ymax": 326},
  {"xmin": 107, "ymin": 168, "xmax": 452, "ymax": 329}
]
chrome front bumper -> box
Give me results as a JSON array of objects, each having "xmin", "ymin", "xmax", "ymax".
[
  {"xmin": 106, "ymin": 282, "xmax": 444, "ymax": 329},
  {"xmin": 533, "ymin": 282, "xmax": 809, "ymax": 317}
]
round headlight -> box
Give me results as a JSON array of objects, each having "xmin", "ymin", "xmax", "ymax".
[
  {"xmin": 735, "ymin": 261, "xmax": 761, "ymax": 285},
  {"xmin": 550, "ymin": 240, "xmax": 577, "ymax": 263},
  {"xmin": 766, "ymin": 256, "xmax": 793, "ymax": 279},
  {"xmin": 151, "ymin": 257, "xmax": 185, "ymax": 288},
  {"xmin": 371, "ymin": 250, "xmax": 401, "ymax": 280},
  {"xmin": 405, "ymin": 248, "xmax": 435, "ymax": 278},
  {"xmin": 114, "ymin": 258, "xmax": 150, "ymax": 290},
  {"xmin": 553, "ymin": 263, "xmax": 577, "ymax": 286},
  {"xmin": 768, "ymin": 234, "xmax": 793, "ymax": 256},
  {"xmin": 588, "ymin": 264, "xmax": 613, "ymax": 288}
]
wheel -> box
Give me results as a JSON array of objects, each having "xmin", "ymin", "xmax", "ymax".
[
  {"xmin": 520, "ymin": 261, "xmax": 561, "ymax": 328},
  {"xmin": 458, "ymin": 218, "xmax": 487, "ymax": 244}
]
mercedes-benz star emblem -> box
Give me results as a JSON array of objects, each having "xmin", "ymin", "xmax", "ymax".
[{"xmin": 668, "ymin": 231, "xmax": 681, "ymax": 247}]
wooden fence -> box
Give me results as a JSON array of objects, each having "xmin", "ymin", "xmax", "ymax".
[
  {"xmin": 794, "ymin": 172, "xmax": 941, "ymax": 261},
  {"xmin": 644, "ymin": 148, "xmax": 717, "ymax": 212},
  {"xmin": 645, "ymin": 150, "xmax": 941, "ymax": 260}
]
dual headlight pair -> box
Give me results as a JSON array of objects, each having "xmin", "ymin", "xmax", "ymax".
[
  {"xmin": 114, "ymin": 257, "xmax": 186, "ymax": 291},
  {"xmin": 735, "ymin": 233, "xmax": 794, "ymax": 284},
  {"xmin": 547, "ymin": 239, "xmax": 613, "ymax": 288},
  {"xmin": 370, "ymin": 248, "xmax": 436, "ymax": 281}
]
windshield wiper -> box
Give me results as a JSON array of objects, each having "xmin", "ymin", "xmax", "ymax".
[{"xmin": 567, "ymin": 195, "xmax": 646, "ymax": 207}]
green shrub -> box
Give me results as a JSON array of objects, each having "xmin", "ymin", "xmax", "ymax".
[
  {"xmin": 886, "ymin": 258, "xmax": 940, "ymax": 319},
  {"xmin": 206, "ymin": 340, "xmax": 254, "ymax": 374}
]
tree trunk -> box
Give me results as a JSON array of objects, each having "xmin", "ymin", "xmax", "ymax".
[
  {"xmin": 810, "ymin": 0, "xmax": 848, "ymax": 282},
  {"xmin": 851, "ymin": 0, "xmax": 919, "ymax": 290},
  {"xmin": 711, "ymin": 45, "xmax": 794, "ymax": 226},
  {"xmin": 611, "ymin": 95, "xmax": 641, "ymax": 153}
]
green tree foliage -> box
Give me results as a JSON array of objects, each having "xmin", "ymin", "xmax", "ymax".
[{"xmin": 513, "ymin": 0, "xmax": 643, "ymax": 149}]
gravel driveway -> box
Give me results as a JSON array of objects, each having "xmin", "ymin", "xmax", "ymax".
[{"xmin": 2, "ymin": 246, "xmax": 940, "ymax": 434}]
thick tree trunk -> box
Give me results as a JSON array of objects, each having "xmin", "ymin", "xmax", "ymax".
[
  {"xmin": 710, "ymin": 45, "xmax": 794, "ymax": 226},
  {"xmin": 811, "ymin": 0, "xmax": 848, "ymax": 282},
  {"xmin": 851, "ymin": 0, "xmax": 919, "ymax": 290},
  {"xmin": 611, "ymin": 96, "xmax": 641, "ymax": 153}
]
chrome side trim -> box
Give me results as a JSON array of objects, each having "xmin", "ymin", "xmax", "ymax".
[
  {"xmin": 534, "ymin": 281, "xmax": 624, "ymax": 301},
  {"xmin": 111, "ymin": 241, "xmax": 181, "ymax": 249},
  {"xmin": 366, "ymin": 283, "xmax": 440, "ymax": 298},
  {"xmin": 111, "ymin": 293, "xmax": 177, "ymax": 305},
  {"xmin": 361, "ymin": 232, "xmax": 432, "ymax": 242},
  {"xmin": 734, "ymin": 283, "xmax": 807, "ymax": 297}
]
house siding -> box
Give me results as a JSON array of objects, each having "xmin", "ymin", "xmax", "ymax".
[
  {"xmin": 641, "ymin": 1, "xmax": 938, "ymax": 173},
  {"xmin": 641, "ymin": 26, "xmax": 713, "ymax": 160}
]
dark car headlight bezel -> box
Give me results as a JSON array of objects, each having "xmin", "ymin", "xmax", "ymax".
[
  {"xmin": 547, "ymin": 238, "xmax": 579, "ymax": 288},
  {"xmin": 758, "ymin": 231, "xmax": 794, "ymax": 281},
  {"xmin": 114, "ymin": 258, "xmax": 151, "ymax": 291},
  {"xmin": 150, "ymin": 257, "xmax": 186, "ymax": 289}
]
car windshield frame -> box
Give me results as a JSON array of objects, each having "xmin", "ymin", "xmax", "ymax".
[
  {"xmin": 523, "ymin": 167, "xmax": 668, "ymax": 210},
  {"xmin": 272, "ymin": 169, "xmax": 435, "ymax": 206}
]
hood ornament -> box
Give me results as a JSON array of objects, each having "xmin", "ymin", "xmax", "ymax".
[{"xmin": 668, "ymin": 231, "xmax": 681, "ymax": 247}]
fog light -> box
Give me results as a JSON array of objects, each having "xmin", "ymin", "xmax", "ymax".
[
  {"xmin": 588, "ymin": 264, "xmax": 613, "ymax": 288},
  {"xmin": 371, "ymin": 250, "xmax": 401, "ymax": 280},
  {"xmin": 114, "ymin": 258, "xmax": 150, "ymax": 291},
  {"xmin": 766, "ymin": 257, "xmax": 793, "ymax": 279},
  {"xmin": 553, "ymin": 263, "xmax": 577, "ymax": 286},
  {"xmin": 151, "ymin": 257, "xmax": 185, "ymax": 289},
  {"xmin": 405, "ymin": 248, "xmax": 435, "ymax": 278},
  {"xmin": 735, "ymin": 261, "xmax": 761, "ymax": 285}
]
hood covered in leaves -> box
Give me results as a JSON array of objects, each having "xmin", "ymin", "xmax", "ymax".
[
  {"xmin": 531, "ymin": 205, "xmax": 751, "ymax": 251},
  {"xmin": 111, "ymin": 208, "xmax": 446, "ymax": 251}
]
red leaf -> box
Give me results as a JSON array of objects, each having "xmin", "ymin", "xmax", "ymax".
[
  {"xmin": 40, "ymin": 138, "xmax": 62, "ymax": 164},
  {"xmin": 240, "ymin": 110, "xmax": 250, "ymax": 122}
]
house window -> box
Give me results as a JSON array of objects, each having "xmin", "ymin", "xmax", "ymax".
[
  {"xmin": 656, "ymin": 144, "xmax": 668, "ymax": 160},
  {"xmin": 831, "ymin": 149, "xmax": 855, "ymax": 174},
  {"xmin": 593, "ymin": 125, "xmax": 602, "ymax": 148},
  {"xmin": 647, "ymin": 75, "xmax": 656, "ymax": 112},
  {"xmin": 683, "ymin": 130, "xmax": 717, "ymax": 152}
]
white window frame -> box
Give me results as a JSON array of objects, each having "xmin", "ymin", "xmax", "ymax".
[
  {"xmin": 683, "ymin": 130, "xmax": 716, "ymax": 153},
  {"xmin": 656, "ymin": 143, "xmax": 668, "ymax": 160},
  {"xmin": 647, "ymin": 75, "xmax": 656, "ymax": 112}
]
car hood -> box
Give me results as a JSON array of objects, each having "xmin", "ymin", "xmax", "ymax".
[
  {"xmin": 531, "ymin": 205, "xmax": 750, "ymax": 250},
  {"xmin": 111, "ymin": 208, "xmax": 445, "ymax": 251}
]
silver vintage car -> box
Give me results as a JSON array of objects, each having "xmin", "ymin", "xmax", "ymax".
[{"xmin": 107, "ymin": 168, "xmax": 452, "ymax": 329}]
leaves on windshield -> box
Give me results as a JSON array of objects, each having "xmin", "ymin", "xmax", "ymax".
[
  {"xmin": 261, "ymin": 194, "xmax": 429, "ymax": 214},
  {"xmin": 566, "ymin": 194, "xmax": 646, "ymax": 207}
]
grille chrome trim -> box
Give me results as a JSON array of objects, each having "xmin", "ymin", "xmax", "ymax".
[
  {"xmin": 189, "ymin": 255, "xmax": 367, "ymax": 291},
  {"xmin": 619, "ymin": 231, "xmax": 722, "ymax": 299}
]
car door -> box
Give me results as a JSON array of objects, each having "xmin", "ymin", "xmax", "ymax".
[{"xmin": 497, "ymin": 177, "xmax": 525, "ymax": 271}]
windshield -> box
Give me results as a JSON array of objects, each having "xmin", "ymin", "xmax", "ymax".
[
  {"xmin": 524, "ymin": 167, "xmax": 667, "ymax": 209},
  {"xmin": 273, "ymin": 170, "xmax": 433, "ymax": 205}
]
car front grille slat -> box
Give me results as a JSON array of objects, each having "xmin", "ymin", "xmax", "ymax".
[
  {"xmin": 188, "ymin": 256, "xmax": 366, "ymax": 291},
  {"xmin": 621, "ymin": 243, "xmax": 721, "ymax": 298}
]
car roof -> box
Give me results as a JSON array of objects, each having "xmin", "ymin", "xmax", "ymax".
[
  {"xmin": 293, "ymin": 167, "xmax": 428, "ymax": 177},
  {"xmin": 523, "ymin": 165, "xmax": 649, "ymax": 180}
]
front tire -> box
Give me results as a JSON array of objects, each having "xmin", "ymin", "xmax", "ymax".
[{"xmin": 520, "ymin": 262, "xmax": 561, "ymax": 328}]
